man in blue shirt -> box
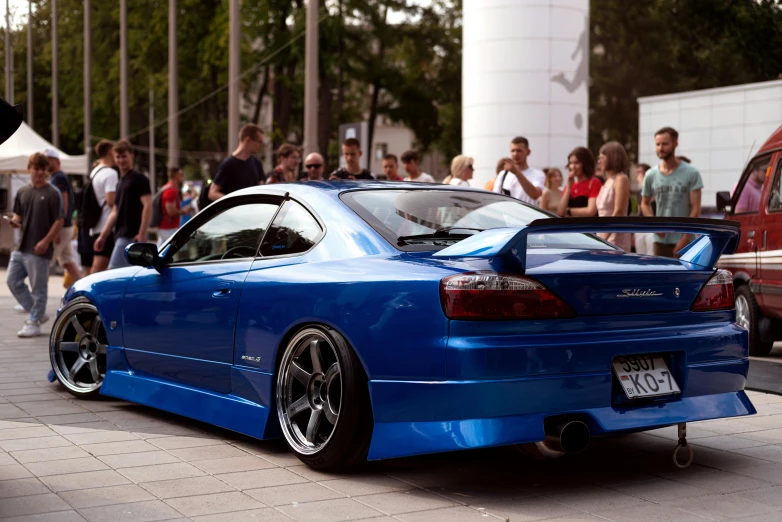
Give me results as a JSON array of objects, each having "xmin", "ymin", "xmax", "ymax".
[{"xmin": 45, "ymin": 148, "xmax": 82, "ymax": 285}]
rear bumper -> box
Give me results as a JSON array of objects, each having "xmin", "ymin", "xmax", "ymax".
[
  {"xmin": 367, "ymin": 389, "xmax": 754, "ymax": 460},
  {"xmin": 367, "ymin": 357, "xmax": 754, "ymax": 460}
]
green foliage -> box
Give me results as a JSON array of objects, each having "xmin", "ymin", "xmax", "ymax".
[
  {"xmin": 6, "ymin": 0, "xmax": 779, "ymax": 175},
  {"xmin": 589, "ymin": 0, "xmax": 782, "ymax": 161},
  {"xmin": 1, "ymin": 0, "xmax": 464, "ymax": 173}
]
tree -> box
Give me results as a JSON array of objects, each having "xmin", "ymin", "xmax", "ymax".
[{"xmin": 589, "ymin": 0, "xmax": 782, "ymax": 161}]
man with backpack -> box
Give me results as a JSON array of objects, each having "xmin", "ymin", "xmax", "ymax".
[
  {"xmin": 94, "ymin": 140, "xmax": 152, "ymax": 269},
  {"xmin": 81, "ymin": 140, "xmax": 118, "ymax": 274},
  {"xmin": 152, "ymin": 166, "xmax": 191, "ymax": 246}
]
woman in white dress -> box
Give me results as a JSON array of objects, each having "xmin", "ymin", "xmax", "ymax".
[{"xmin": 444, "ymin": 155, "xmax": 474, "ymax": 186}]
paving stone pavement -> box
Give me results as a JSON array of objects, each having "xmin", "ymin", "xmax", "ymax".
[{"xmin": 3, "ymin": 272, "xmax": 782, "ymax": 521}]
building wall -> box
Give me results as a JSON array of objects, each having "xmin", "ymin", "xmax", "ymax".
[
  {"xmin": 368, "ymin": 126, "xmax": 415, "ymax": 174},
  {"xmin": 462, "ymin": 0, "xmax": 590, "ymax": 187},
  {"xmin": 369, "ymin": 126, "xmax": 448, "ymax": 179},
  {"xmin": 638, "ymin": 80, "xmax": 782, "ymax": 208}
]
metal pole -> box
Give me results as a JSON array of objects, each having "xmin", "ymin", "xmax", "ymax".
[
  {"xmin": 168, "ymin": 0, "xmax": 178, "ymax": 168},
  {"xmin": 26, "ymin": 0, "xmax": 32, "ymax": 125},
  {"xmin": 149, "ymin": 84, "xmax": 155, "ymax": 193},
  {"xmin": 227, "ymin": 0, "xmax": 239, "ymax": 153},
  {"xmin": 5, "ymin": 0, "xmax": 13, "ymax": 104},
  {"xmin": 84, "ymin": 0, "xmax": 91, "ymax": 172},
  {"xmin": 303, "ymin": 0, "xmax": 319, "ymax": 155},
  {"xmin": 51, "ymin": 0, "xmax": 58, "ymax": 146},
  {"xmin": 119, "ymin": 0, "xmax": 128, "ymax": 138}
]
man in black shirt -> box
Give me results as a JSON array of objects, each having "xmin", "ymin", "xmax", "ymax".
[
  {"xmin": 6, "ymin": 153, "xmax": 64, "ymax": 337},
  {"xmin": 209, "ymin": 124, "xmax": 266, "ymax": 201},
  {"xmin": 94, "ymin": 140, "xmax": 152, "ymax": 269},
  {"xmin": 329, "ymin": 138, "xmax": 375, "ymax": 180}
]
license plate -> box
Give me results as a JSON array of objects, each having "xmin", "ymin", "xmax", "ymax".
[{"xmin": 612, "ymin": 355, "xmax": 680, "ymax": 399}]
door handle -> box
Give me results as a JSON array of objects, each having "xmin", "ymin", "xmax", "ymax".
[
  {"xmin": 763, "ymin": 230, "xmax": 768, "ymax": 250},
  {"xmin": 212, "ymin": 282, "xmax": 234, "ymax": 298}
]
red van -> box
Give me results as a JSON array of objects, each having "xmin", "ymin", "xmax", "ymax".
[{"xmin": 717, "ymin": 125, "xmax": 782, "ymax": 356}]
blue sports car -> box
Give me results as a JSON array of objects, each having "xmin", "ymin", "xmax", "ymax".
[{"xmin": 48, "ymin": 181, "xmax": 755, "ymax": 470}]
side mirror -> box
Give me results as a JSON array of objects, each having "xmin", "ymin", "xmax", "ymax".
[
  {"xmin": 125, "ymin": 242, "xmax": 161, "ymax": 267},
  {"xmin": 716, "ymin": 191, "xmax": 732, "ymax": 213}
]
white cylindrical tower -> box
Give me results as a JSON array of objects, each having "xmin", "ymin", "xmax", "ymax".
[{"xmin": 463, "ymin": 0, "xmax": 590, "ymax": 187}]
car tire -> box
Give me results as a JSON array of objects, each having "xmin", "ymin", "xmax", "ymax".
[
  {"xmin": 49, "ymin": 297, "xmax": 108, "ymax": 399},
  {"xmin": 735, "ymin": 285, "xmax": 774, "ymax": 357},
  {"xmin": 276, "ymin": 325, "xmax": 373, "ymax": 471}
]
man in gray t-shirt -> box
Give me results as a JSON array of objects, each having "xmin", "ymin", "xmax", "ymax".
[
  {"xmin": 6, "ymin": 153, "xmax": 64, "ymax": 337},
  {"xmin": 641, "ymin": 127, "xmax": 703, "ymax": 258}
]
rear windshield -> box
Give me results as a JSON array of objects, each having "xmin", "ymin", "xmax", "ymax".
[{"xmin": 340, "ymin": 189, "xmax": 614, "ymax": 251}]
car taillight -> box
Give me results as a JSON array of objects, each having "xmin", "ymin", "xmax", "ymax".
[
  {"xmin": 440, "ymin": 272, "xmax": 575, "ymax": 320},
  {"xmin": 692, "ymin": 269, "xmax": 734, "ymax": 311}
]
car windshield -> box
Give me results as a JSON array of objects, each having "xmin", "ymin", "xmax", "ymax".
[{"xmin": 341, "ymin": 189, "xmax": 614, "ymax": 251}]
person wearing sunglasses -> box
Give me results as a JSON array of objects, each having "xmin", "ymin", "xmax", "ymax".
[{"xmin": 302, "ymin": 153, "xmax": 326, "ymax": 181}]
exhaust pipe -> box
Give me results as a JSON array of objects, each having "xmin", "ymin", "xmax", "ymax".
[{"xmin": 544, "ymin": 419, "xmax": 590, "ymax": 454}]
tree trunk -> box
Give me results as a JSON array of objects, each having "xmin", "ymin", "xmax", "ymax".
[
  {"xmin": 366, "ymin": 78, "xmax": 381, "ymax": 171},
  {"xmin": 366, "ymin": 6, "xmax": 389, "ymax": 169},
  {"xmin": 252, "ymin": 66, "xmax": 269, "ymax": 124},
  {"xmin": 272, "ymin": 64, "xmax": 294, "ymax": 150},
  {"xmin": 336, "ymin": 0, "xmax": 344, "ymax": 123}
]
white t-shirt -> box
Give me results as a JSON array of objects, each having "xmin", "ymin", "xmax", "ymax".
[
  {"xmin": 89, "ymin": 164, "xmax": 119, "ymax": 236},
  {"xmin": 493, "ymin": 167, "xmax": 546, "ymax": 206},
  {"xmin": 449, "ymin": 178, "xmax": 469, "ymax": 187},
  {"xmin": 405, "ymin": 172, "xmax": 435, "ymax": 183}
]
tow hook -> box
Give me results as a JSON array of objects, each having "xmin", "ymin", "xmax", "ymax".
[{"xmin": 672, "ymin": 422, "xmax": 694, "ymax": 469}]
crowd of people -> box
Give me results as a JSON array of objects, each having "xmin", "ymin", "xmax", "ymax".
[
  {"xmin": 5, "ymin": 122, "xmax": 702, "ymax": 337},
  {"xmin": 482, "ymin": 127, "xmax": 703, "ymax": 257}
]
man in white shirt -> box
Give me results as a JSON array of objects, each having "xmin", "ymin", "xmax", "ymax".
[
  {"xmin": 88, "ymin": 140, "xmax": 119, "ymax": 274},
  {"xmin": 401, "ymin": 150, "xmax": 435, "ymax": 183},
  {"xmin": 492, "ymin": 136, "xmax": 546, "ymax": 206}
]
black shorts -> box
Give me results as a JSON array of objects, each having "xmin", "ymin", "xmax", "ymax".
[
  {"xmin": 91, "ymin": 232, "xmax": 115, "ymax": 259},
  {"xmin": 80, "ymin": 252, "xmax": 94, "ymax": 268}
]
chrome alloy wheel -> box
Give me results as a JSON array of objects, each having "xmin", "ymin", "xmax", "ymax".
[
  {"xmin": 736, "ymin": 294, "xmax": 750, "ymax": 331},
  {"xmin": 277, "ymin": 328, "xmax": 343, "ymax": 455},
  {"xmin": 50, "ymin": 300, "xmax": 107, "ymax": 395}
]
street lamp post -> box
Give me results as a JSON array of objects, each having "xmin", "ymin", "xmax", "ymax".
[
  {"xmin": 227, "ymin": 0, "xmax": 239, "ymax": 153},
  {"xmin": 120, "ymin": 0, "xmax": 128, "ymax": 139},
  {"xmin": 168, "ymin": 0, "xmax": 178, "ymax": 168},
  {"xmin": 26, "ymin": 0, "xmax": 32, "ymax": 126},
  {"xmin": 303, "ymin": 0, "xmax": 319, "ymax": 155},
  {"xmin": 5, "ymin": 0, "xmax": 14, "ymax": 104},
  {"xmin": 52, "ymin": 0, "xmax": 58, "ymax": 147},
  {"xmin": 84, "ymin": 0, "xmax": 91, "ymax": 171}
]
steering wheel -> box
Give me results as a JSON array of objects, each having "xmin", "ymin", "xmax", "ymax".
[{"xmin": 220, "ymin": 245, "xmax": 257, "ymax": 260}]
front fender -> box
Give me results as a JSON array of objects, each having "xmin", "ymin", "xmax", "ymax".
[{"xmin": 63, "ymin": 267, "xmax": 140, "ymax": 347}]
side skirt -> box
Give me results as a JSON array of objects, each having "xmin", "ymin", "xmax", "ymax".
[{"xmin": 100, "ymin": 367, "xmax": 276, "ymax": 441}]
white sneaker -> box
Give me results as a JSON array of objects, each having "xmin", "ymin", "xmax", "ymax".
[
  {"xmin": 17, "ymin": 321, "xmax": 41, "ymax": 338},
  {"xmin": 13, "ymin": 304, "xmax": 27, "ymax": 314}
]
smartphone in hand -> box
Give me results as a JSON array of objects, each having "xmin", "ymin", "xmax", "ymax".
[{"xmin": 2, "ymin": 215, "xmax": 20, "ymax": 228}]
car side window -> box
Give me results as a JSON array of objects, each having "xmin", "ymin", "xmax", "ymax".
[
  {"xmin": 733, "ymin": 157, "xmax": 770, "ymax": 214},
  {"xmin": 768, "ymin": 160, "xmax": 782, "ymax": 213},
  {"xmin": 260, "ymin": 201, "xmax": 322, "ymax": 257},
  {"xmin": 170, "ymin": 202, "xmax": 279, "ymax": 264}
]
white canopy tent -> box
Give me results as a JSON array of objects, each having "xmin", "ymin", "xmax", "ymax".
[{"xmin": 0, "ymin": 122, "xmax": 88, "ymax": 175}]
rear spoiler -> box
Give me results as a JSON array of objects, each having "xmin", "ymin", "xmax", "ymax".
[{"xmin": 432, "ymin": 217, "xmax": 741, "ymax": 271}]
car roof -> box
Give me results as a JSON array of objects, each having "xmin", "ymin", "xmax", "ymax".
[
  {"xmin": 758, "ymin": 124, "xmax": 782, "ymax": 155},
  {"xmin": 226, "ymin": 180, "xmax": 484, "ymax": 200}
]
